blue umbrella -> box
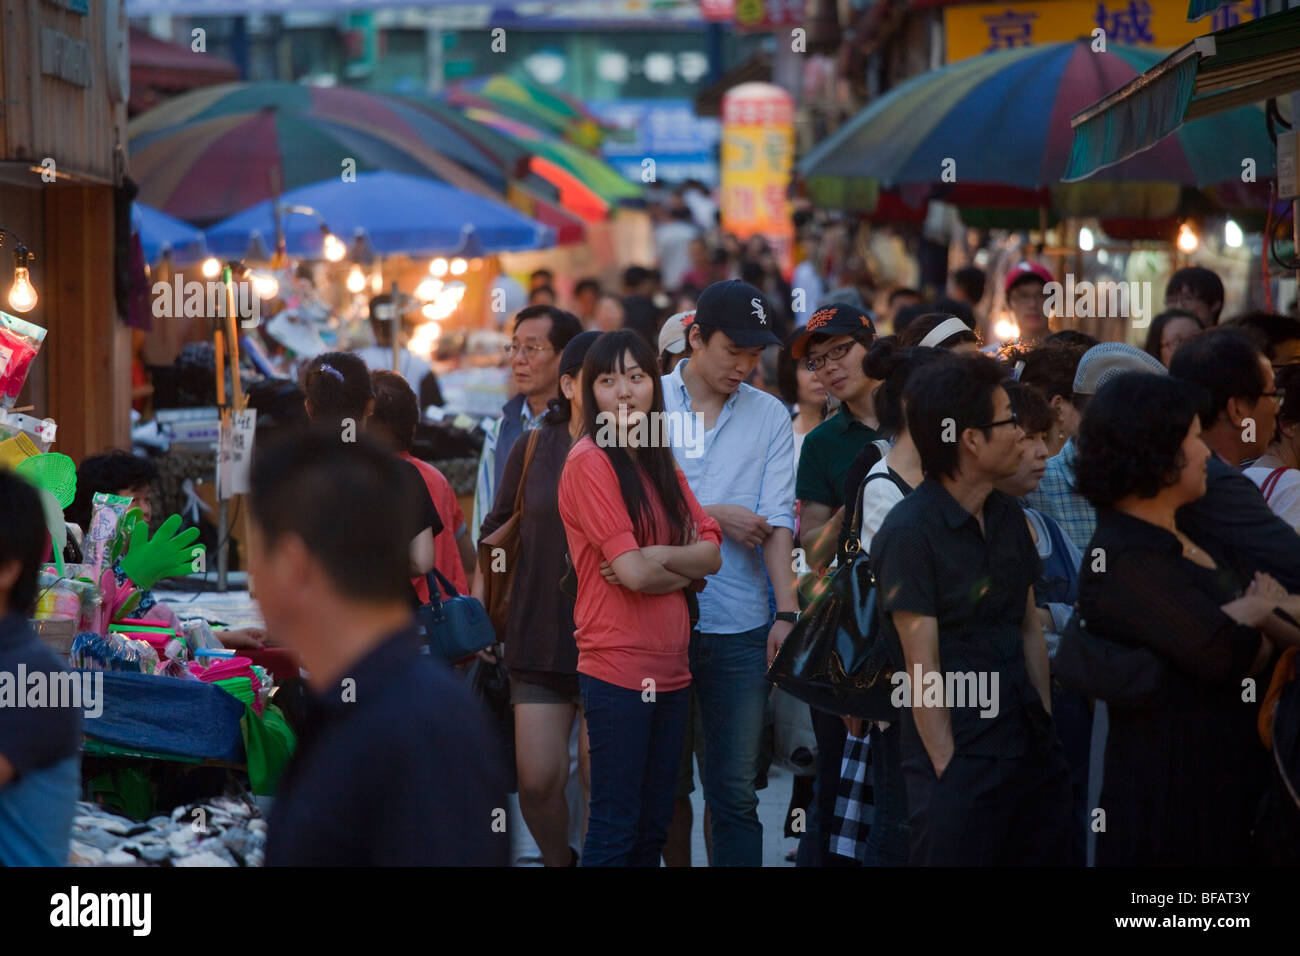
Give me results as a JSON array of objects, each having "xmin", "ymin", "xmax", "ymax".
[
  {"xmin": 203, "ymin": 171, "xmax": 554, "ymax": 259},
  {"xmin": 133, "ymin": 202, "xmax": 208, "ymax": 263}
]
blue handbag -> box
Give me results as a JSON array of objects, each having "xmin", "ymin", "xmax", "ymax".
[{"xmin": 418, "ymin": 567, "xmax": 496, "ymax": 663}]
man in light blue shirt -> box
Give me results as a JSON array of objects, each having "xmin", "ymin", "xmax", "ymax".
[{"xmin": 662, "ymin": 280, "xmax": 797, "ymax": 867}]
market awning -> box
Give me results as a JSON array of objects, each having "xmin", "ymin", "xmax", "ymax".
[{"xmin": 1065, "ymin": 6, "xmax": 1300, "ymax": 181}]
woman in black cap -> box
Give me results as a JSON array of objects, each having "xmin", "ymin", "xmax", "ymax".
[{"xmin": 477, "ymin": 328, "xmax": 602, "ymax": 867}]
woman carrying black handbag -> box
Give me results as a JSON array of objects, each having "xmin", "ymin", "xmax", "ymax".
[{"xmin": 475, "ymin": 328, "xmax": 601, "ymax": 868}]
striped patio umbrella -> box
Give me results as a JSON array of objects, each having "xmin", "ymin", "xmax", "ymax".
[
  {"xmin": 129, "ymin": 82, "xmax": 501, "ymax": 226},
  {"xmin": 445, "ymin": 74, "xmax": 615, "ymax": 149},
  {"xmin": 799, "ymin": 39, "xmax": 1275, "ymax": 221},
  {"xmin": 462, "ymin": 107, "xmax": 643, "ymax": 209}
]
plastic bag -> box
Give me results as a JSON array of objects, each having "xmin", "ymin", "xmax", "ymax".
[
  {"xmin": 179, "ymin": 617, "xmax": 224, "ymax": 653},
  {"xmin": 0, "ymin": 311, "xmax": 46, "ymax": 408}
]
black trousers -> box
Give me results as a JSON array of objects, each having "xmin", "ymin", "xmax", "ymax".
[{"xmin": 902, "ymin": 740, "xmax": 1078, "ymax": 866}]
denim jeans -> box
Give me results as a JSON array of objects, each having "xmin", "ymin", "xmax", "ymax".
[
  {"xmin": 580, "ymin": 674, "xmax": 689, "ymax": 867},
  {"xmin": 689, "ymin": 623, "xmax": 770, "ymax": 866},
  {"xmin": 862, "ymin": 722, "xmax": 909, "ymax": 866}
]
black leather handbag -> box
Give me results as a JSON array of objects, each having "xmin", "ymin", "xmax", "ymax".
[{"xmin": 766, "ymin": 471, "xmax": 902, "ymax": 721}]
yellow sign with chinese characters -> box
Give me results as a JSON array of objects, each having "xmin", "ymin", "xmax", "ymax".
[
  {"xmin": 945, "ymin": 0, "xmax": 1259, "ymax": 63},
  {"xmin": 720, "ymin": 83, "xmax": 795, "ymax": 273}
]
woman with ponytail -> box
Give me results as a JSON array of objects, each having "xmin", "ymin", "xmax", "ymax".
[
  {"xmin": 302, "ymin": 351, "xmax": 441, "ymax": 583},
  {"xmin": 558, "ymin": 330, "xmax": 722, "ymax": 866}
]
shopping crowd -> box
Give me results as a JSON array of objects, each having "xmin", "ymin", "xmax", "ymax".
[{"xmin": 4, "ymin": 244, "xmax": 1300, "ymax": 867}]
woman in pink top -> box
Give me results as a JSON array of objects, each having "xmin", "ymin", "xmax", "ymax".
[{"xmin": 559, "ymin": 330, "xmax": 722, "ymax": 867}]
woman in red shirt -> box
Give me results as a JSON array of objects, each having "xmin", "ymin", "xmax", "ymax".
[{"xmin": 559, "ymin": 330, "xmax": 722, "ymax": 867}]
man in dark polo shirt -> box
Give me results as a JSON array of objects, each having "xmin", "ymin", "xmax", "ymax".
[
  {"xmin": 871, "ymin": 354, "xmax": 1074, "ymax": 866},
  {"xmin": 253, "ymin": 430, "xmax": 508, "ymax": 866}
]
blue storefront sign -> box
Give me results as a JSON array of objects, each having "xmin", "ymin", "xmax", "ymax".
[{"xmin": 590, "ymin": 98, "xmax": 720, "ymax": 187}]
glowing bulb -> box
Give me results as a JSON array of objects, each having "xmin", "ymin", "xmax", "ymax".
[
  {"xmin": 1224, "ymin": 219, "xmax": 1243, "ymax": 249},
  {"xmin": 421, "ymin": 303, "xmax": 438, "ymax": 320},
  {"xmin": 1078, "ymin": 227, "xmax": 1094, "ymax": 252},
  {"xmin": 251, "ymin": 272, "xmax": 280, "ymax": 299},
  {"xmin": 322, "ymin": 232, "xmax": 346, "ymax": 262},
  {"xmin": 370, "ymin": 271, "xmax": 383, "ymax": 294},
  {"xmin": 202, "ymin": 257, "xmax": 221, "ymax": 278},
  {"xmin": 7, "ymin": 266, "xmax": 36, "ymax": 313},
  {"xmin": 429, "ymin": 258, "xmax": 449, "ymax": 277},
  {"xmin": 994, "ymin": 316, "xmax": 1020, "ymax": 341},
  {"xmin": 450, "ymin": 258, "xmax": 468, "ymax": 276},
  {"xmin": 1177, "ymin": 223, "xmax": 1198, "ymax": 253},
  {"xmin": 346, "ymin": 264, "xmax": 366, "ymax": 294},
  {"xmin": 417, "ymin": 278, "xmax": 443, "ymax": 301},
  {"xmin": 409, "ymin": 321, "xmax": 441, "ymax": 358}
]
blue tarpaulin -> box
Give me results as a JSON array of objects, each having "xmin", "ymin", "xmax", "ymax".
[{"xmin": 82, "ymin": 670, "xmax": 246, "ymax": 763}]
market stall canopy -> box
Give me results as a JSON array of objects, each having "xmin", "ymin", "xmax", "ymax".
[
  {"xmin": 1066, "ymin": 7, "xmax": 1300, "ymax": 181},
  {"xmin": 129, "ymin": 82, "xmax": 500, "ymax": 226},
  {"xmin": 204, "ymin": 171, "xmax": 554, "ymax": 259},
  {"xmin": 462, "ymin": 107, "xmax": 642, "ymax": 210},
  {"xmin": 798, "ymin": 39, "xmax": 1276, "ymax": 221},
  {"xmin": 129, "ymin": 27, "xmax": 238, "ymax": 116},
  {"xmin": 133, "ymin": 203, "xmax": 207, "ymax": 263}
]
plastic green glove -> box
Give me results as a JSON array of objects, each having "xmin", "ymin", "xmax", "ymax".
[
  {"xmin": 109, "ymin": 507, "xmax": 144, "ymax": 567},
  {"xmin": 119, "ymin": 513, "xmax": 204, "ymax": 590}
]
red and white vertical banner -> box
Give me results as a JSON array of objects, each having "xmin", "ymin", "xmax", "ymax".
[{"xmin": 720, "ymin": 82, "xmax": 795, "ymax": 275}]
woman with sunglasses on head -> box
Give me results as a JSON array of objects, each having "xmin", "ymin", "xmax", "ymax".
[
  {"xmin": 558, "ymin": 330, "xmax": 722, "ymax": 867},
  {"xmin": 477, "ymin": 330, "xmax": 601, "ymax": 867}
]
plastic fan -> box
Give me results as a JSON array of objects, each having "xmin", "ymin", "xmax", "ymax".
[{"xmin": 16, "ymin": 452, "xmax": 77, "ymax": 509}]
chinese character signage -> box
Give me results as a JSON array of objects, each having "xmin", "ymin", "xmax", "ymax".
[
  {"xmin": 217, "ymin": 409, "xmax": 256, "ymax": 500},
  {"xmin": 945, "ymin": 0, "xmax": 1259, "ymax": 63},
  {"xmin": 720, "ymin": 83, "xmax": 794, "ymax": 273}
]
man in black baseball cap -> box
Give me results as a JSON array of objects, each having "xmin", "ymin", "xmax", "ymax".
[
  {"xmin": 662, "ymin": 279, "xmax": 800, "ymax": 865},
  {"xmin": 691, "ymin": 279, "xmax": 784, "ymax": 350}
]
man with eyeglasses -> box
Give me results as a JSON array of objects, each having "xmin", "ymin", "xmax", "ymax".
[
  {"xmin": 1170, "ymin": 326, "xmax": 1300, "ymax": 588},
  {"xmin": 871, "ymin": 354, "xmax": 1075, "ymax": 864},
  {"xmin": 787, "ymin": 304, "xmax": 881, "ymax": 573},
  {"xmin": 471, "ymin": 305, "xmax": 582, "ymax": 541}
]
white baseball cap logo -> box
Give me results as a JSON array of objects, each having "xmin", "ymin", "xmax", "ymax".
[{"xmin": 750, "ymin": 297, "xmax": 767, "ymax": 325}]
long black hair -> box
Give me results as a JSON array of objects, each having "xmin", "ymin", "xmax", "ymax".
[{"xmin": 579, "ymin": 330, "xmax": 691, "ymax": 545}]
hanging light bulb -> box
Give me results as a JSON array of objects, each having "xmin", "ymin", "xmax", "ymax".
[
  {"xmin": 1177, "ymin": 223, "xmax": 1199, "ymax": 253},
  {"xmin": 417, "ymin": 278, "xmax": 443, "ymax": 301},
  {"xmin": 450, "ymin": 257, "xmax": 468, "ymax": 276},
  {"xmin": 1078, "ymin": 227, "xmax": 1095, "ymax": 252},
  {"xmin": 1224, "ymin": 219, "xmax": 1244, "ymax": 249},
  {"xmin": 429, "ymin": 257, "xmax": 449, "ymax": 277},
  {"xmin": 251, "ymin": 272, "xmax": 280, "ymax": 299},
  {"xmin": 370, "ymin": 270, "xmax": 383, "ymax": 294},
  {"xmin": 346, "ymin": 264, "xmax": 367, "ymax": 294},
  {"xmin": 321, "ymin": 227, "xmax": 346, "ymax": 263},
  {"xmin": 201, "ymin": 256, "xmax": 222, "ymax": 279},
  {"xmin": 7, "ymin": 247, "xmax": 37, "ymax": 313},
  {"xmin": 993, "ymin": 313, "xmax": 1020, "ymax": 342}
]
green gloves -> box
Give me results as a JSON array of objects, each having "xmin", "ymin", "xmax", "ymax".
[
  {"xmin": 109, "ymin": 507, "xmax": 143, "ymax": 567},
  {"xmin": 119, "ymin": 513, "xmax": 204, "ymax": 590}
]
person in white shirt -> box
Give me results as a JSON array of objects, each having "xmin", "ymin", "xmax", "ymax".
[{"xmin": 351, "ymin": 294, "xmax": 443, "ymax": 409}]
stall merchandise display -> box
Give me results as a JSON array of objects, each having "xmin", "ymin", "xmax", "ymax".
[{"xmin": 0, "ymin": 310, "xmax": 46, "ymax": 407}]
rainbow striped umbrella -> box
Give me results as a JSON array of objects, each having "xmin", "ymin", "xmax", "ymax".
[
  {"xmin": 445, "ymin": 74, "xmax": 615, "ymax": 149},
  {"xmin": 799, "ymin": 40, "xmax": 1275, "ymax": 219},
  {"xmin": 129, "ymin": 82, "xmax": 501, "ymax": 226}
]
